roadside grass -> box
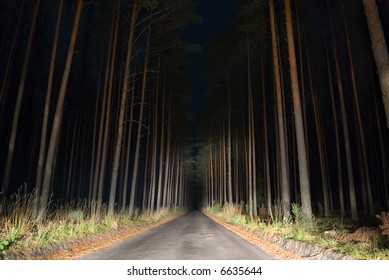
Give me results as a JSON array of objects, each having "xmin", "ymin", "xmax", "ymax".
[
  {"xmin": 0, "ymin": 192, "xmax": 183, "ymax": 253},
  {"xmin": 203, "ymin": 203, "xmax": 389, "ymax": 260}
]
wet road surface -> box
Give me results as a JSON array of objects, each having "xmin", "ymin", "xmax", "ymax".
[{"xmin": 79, "ymin": 211, "xmax": 275, "ymax": 260}]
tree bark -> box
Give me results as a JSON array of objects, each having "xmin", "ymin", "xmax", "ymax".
[
  {"xmin": 129, "ymin": 19, "xmax": 151, "ymax": 217},
  {"xmin": 108, "ymin": 0, "xmax": 136, "ymax": 216},
  {"xmin": 285, "ymin": 0, "xmax": 312, "ymax": 218},
  {"xmin": 39, "ymin": 0, "xmax": 83, "ymax": 219},
  {"xmin": 328, "ymin": 1, "xmax": 358, "ymax": 221},
  {"xmin": 344, "ymin": 17, "xmax": 374, "ymax": 216},
  {"xmin": 0, "ymin": 1, "xmax": 24, "ymax": 121},
  {"xmin": 2, "ymin": 0, "xmax": 40, "ymax": 194},
  {"xmin": 34, "ymin": 0, "xmax": 63, "ymax": 217},
  {"xmin": 362, "ymin": 0, "xmax": 389, "ymax": 129},
  {"xmin": 227, "ymin": 76, "xmax": 233, "ymax": 204},
  {"xmin": 269, "ymin": 0, "xmax": 290, "ymax": 220}
]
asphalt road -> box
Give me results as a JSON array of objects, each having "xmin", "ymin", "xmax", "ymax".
[{"xmin": 79, "ymin": 211, "xmax": 275, "ymax": 260}]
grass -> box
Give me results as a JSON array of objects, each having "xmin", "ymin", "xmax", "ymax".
[
  {"xmin": 203, "ymin": 202, "xmax": 389, "ymax": 260},
  {"xmin": 0, "ymin": 191, "xmax": 184, "ymax": 254}
]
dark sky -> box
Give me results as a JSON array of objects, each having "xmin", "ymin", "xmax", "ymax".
[{"xmin": 183, "ymin": 0, "xmax": 236, "ymax": 121}]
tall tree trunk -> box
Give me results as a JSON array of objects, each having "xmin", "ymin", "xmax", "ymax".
[
  {"xmin": 66, "ymin": 116, "xmax": 78, "ymax": 201},
  {"xmin": 328, "ymin": 1, "xmax": 358, "ymax": 221},
  {"xmin": 370, "ymin": 61, "xmax": 389, "ymax": 208},
  {"xmin": 362, "ymin": 0, "xmax": 389, "ymax": 129},
  {"xmin": 149, "ymin": 54, "xmax": 161, "ymax": 213},
  {"xmin": 96, "ymin": 2, "xmax": 119, "ymax": 217},
  {"xmin": 108, "ymin": 0, "xmax": 136, "ymax": 216},
  {"xmin": 121, "ymin": 63, "xmax": 137, "ymax": 213},
  {"xmin": 129, "ymin": 19, "xmax": 151, "ymax": 217},
  {"xmin": 246, "ymin": 32, "xmax": 256, "ymax": 217},
  {"xmin": 250, "ymin": 87, "xmax": 257, "ymax": 216},
  {"xmin": 88, "ymin": 52, "xmax": 104, "ymax": 204},
  {"xmin": 210, "ymin": 138, "xmax": 214, "ymax": 207},
  {"xmin": 323, "ymin": 30, "xmax": 345, "ymax": 217},
  {"xmin": 0, "ymin": 1, "xmax": 24, "ymax": 121},
  {"xmin": 306, "ymin": 45, "xmax": 330, "ymax": 217},
  {"xmin": 142, "ymin": 109, "xmax": 152, "ymax": 211},
  {"xmin": 156, "ymin": 75, "xmax": 166, "ymax": 212},
  {"xmin": 34, "ymin": 0, "xmax": 63, "ymax": 217},
  {"xmin": 344, "ymin": 17, "xmax": 374, "ymax": 216},
  {"xmin": 39, "ymin": 0, "xmax": 83, "ymax": 219},
  {"xmin": 2, "ymin": 0, "xmax": 40, "ymax": 194},
  {"xmin": 269, "ymin": 0, "xmax": 290, "ymax": 219},
  {"xmin": 234, "ymin": 128, "xmax": 239, "ymax": 204},
  {"xmin": 227, "ymin": 75, "xmax": 233, "ymax": 204},
  {"xmin": 163, "ymin": 99, "xmax": 172, "ymax": 208},
  {"xmin": 91, "ymin": 48, "xmax": 112, "ymax": 215},
  {"xmin": 174, "ymin": 152, "xmax": 180, "ymax": 210},
  {"xmin": 285, "ymin": 0, "xmax": 312, "ymax": 218},
  {"xmin": 261, "ymin": 55, "xmax": 272, "ymax": 219}
]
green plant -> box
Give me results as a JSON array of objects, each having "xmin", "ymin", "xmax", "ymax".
[
  {"xmin": 230, "ymin": 215, "xmax": 247, "ymax": 225},
  {"xmin": 68, "ymin": 210, "xmax": 84, "ymax": 223},
  {"xmin": 291, "ymin": 203, "xmax": 313, "ymax": 231},
  {"xmin": 0, "ymin": 227, "xmax": 19, "ymax": 251},
  {"xmin": 213, "ymin": 202, "xmax": 222, "ymax": 213}
]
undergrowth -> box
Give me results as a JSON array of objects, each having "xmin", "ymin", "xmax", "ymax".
[
  {"xmin": 203, "ymin": 202, "xmax": 389, "ymax": 260},
  {"xmin": 0, "ymin": 191, "xmax": 184, "ymax": 254}
]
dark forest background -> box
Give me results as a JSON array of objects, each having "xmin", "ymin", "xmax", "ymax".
[{"xmin": 0, "ymin": 0, "xmax": 388, "ymax": 222}]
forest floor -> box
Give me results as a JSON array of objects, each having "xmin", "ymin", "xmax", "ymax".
[
  {"xmin": 0, "ymin": 206, "xmax": 184, "ymax": 260},
  {"xmin": 2, "ymin": 198, "xmax": 389, "ymax": 260}
]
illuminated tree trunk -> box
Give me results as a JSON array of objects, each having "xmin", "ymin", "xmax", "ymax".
[
  {"xmin": 156, "ymin": 76, "xmax": 166, "ymax": 212},
  {"xmin": 344, "ymin": 18, "xmax": 374, "ymax": 216},
  {"xmin": 362, "ymin": 0, "xmax": 389, "ymax": 129},
  {"xmin": 370, "ymin": 62, "xmax": 389, "ymax": 208},
  {"xmin": 163, "ymin": 99, "xmax": 172, "ymax": 208},
  {"xmin": 39, "ymin": 0, "xmax": 83, "ymax": 219},
  {"xmin": 234, "ymin": 129, "xmax": 239, "ymax": 204},
  {"xmin": 270, "ymin": 0, "xmax": 290, "ymax": 219},
  {"xmin": 96, "ymin": 2, "xmax": 119, "ymax": 217},
  {"xmin": 246, "ymin": 32, "xmax": 254, "ymax": 218},
  {"xmin": 129, "ymin": 19, "xmax": 151, "ymax": 217},
  {"xmin": 2, "ymin": 0, "xmax": 40, "ymax": 194},
  {"xmin": 34, "ymin": 0, "xmax": 63, "ymax": 216},
  {"xmin": 0, "ymin": 1, "xmax": 24, "ymax": 121},
  {"xmin": 121, "ymin": 64, "xmax": 137, "ymax": 213},
  {"xmin": 142, "ymin": 109, "xmax": 152, "ymax": 211},
  {"xmin": 261, "ymin": 55, "xmax": 272, "ymax": 218},
  {"xmin": 323, "ymin": 31, "xmax": 345, "ymax": 217},
  {"xmin": 285, "ymin": 0, "xmax": 312, "ymax": 218},
  {"xmin": 149, "ymin": 54, "xmax": 161, "ymax": 213},
  {"xmin": 227, "ymin": 74, "xmax": 233, "ymax": 204},
  {"xmin": 306, "ymin": 45, "xmax": 330, "ymax": 217},
  {"xmin": 108, "ymin": 0, "xmax": 136, "ymax": 216},
  {"xmin": 328, "ymin": 1, "xmax": 358, "ymax": 221}
]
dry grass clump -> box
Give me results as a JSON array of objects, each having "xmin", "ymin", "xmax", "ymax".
[
  {"xmin": 0, "ymin": 190, "xmax": 184, "ymax": 254},
  {"xmin": 376, "ymin": 212, "xmax": 389, "ymax": 237}
]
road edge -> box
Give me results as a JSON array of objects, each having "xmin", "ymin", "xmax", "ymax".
[
  {"xmin": 203, "ymin": 211, "xmax": 301, "ymax": 260},
  {"xmin": 1, "ymin": 212, "xmax": 186, "ymax": 260},
  {"xmin": 203, "ymin": 211, "xmax": 354, "ymax": 260}
]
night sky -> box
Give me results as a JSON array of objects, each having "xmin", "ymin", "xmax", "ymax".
[{"xmin": 183, "ymin": 0, "xmax": 236, "ymax": 120}]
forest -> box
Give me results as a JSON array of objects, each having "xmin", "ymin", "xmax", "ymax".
[
  {"xmin": 0, "ymin": 0, "xmax": 389, "ymax": 257},
  {"xmin": 197, "ymin": 0, "xmax": 389, "ymax": 223}
]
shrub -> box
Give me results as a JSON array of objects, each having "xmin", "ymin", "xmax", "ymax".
[
  {"xmin": 376, "ymin": 212, "xmax": 389, "ymax": 237},
  {"xmin": 68, "ymin": 210, "xmax": 84, "ymax": 223}
]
